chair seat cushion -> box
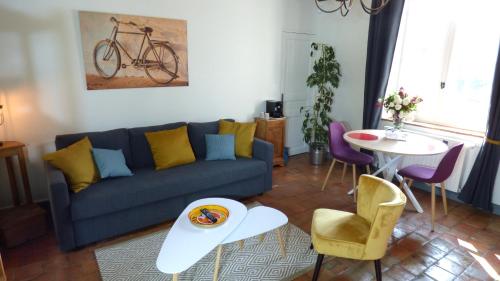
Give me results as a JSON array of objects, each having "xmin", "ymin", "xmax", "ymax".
[
  {"xmin": 398, "ymin": 164, "xmax": 436, "ymax": 182},
  {"xmin": 333, "ymin": 149, "xmax": 373, "ymax": 165},
  {"xmin": 311, "ymin": 208, "xmax": 370, "ymax": 259},
  {"xmin": 70, "ymin": 158, "xmax": 267, "ymax": 221}
]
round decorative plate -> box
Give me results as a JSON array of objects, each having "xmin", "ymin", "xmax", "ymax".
[
  {"xmin": 347, "ymin": 132, "xmax": 379, "ymax": 141},
  {"xmin": 188, "ymin": 205, "xmax": 229, "ymax": 228}
]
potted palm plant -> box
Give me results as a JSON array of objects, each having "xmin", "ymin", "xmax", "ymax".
[{"xmin": 301, "ymin": 43, "xmax": 341, "ymax": 165}]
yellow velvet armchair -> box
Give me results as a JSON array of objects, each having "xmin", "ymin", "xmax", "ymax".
[{"xmin": 311, "ymin": 175, "xmax": 406, "ymax": 281}]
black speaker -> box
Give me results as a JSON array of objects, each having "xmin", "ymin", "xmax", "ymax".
[{"xmin": 266, "ymin": 100, "xmax": 283, "ymax": 118}]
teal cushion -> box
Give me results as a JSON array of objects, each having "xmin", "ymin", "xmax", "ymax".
[
  {"xmin": 92, "ymin": 148, "xmax": 133, "ymax": 178},
  {"xmin": 205, "ymin": 134, "xmax": 236, "ymax": 160}
]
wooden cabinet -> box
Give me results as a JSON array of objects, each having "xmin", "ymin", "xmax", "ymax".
[{"xmin": 255, "ymin": 117, "xmax": 286, "ymax": 167}]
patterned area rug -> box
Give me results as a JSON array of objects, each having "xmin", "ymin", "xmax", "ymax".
[{"xmin": 95, "ymin": 205, "xmax": 316, "ymax": 281}]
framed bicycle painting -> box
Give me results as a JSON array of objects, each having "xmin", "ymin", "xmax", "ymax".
[{"xmin": 79, "ymin": 11, "xmax": 189, "ymax": 90}]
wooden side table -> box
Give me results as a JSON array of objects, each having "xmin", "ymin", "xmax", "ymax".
[
  {"xmin": 255, "ymin": 117, "xmax": 286, "ymax": 167},
  {"xmin": 0, "ymin": 142, "xmax": 46, "ymax": 248},
  {"xmin": 0, "ymin": 141, "xmax": 32, "ymax": 205}
]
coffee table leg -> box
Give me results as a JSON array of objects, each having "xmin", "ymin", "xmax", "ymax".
[
  {"xmin": 259, "ymin": 233, "xmax": 266, "ymax": 242},
  {"xmin": 275, "ymin": 228, "xmax": 286, "ymax": 257},
  {"xmin": 213, "ymin": 245, "xmax": 223, "ymax": 281},
  {"xmin": 239, "ymin": 240, "xmax": 244, "ymax": 249},
  {"xmin": 172, "ymin": 273, "xmax": 178, "ymax": 281}
]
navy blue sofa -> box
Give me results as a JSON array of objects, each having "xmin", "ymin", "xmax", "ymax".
[{"xmin": 46, "ymin": 120, "xmax": 274, "ymax": 251}]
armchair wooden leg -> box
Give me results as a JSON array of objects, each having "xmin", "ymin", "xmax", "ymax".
[
  {"xmin": 440, "ymin": 182, "xmax": 448, "ymax": 215},
  {"xmin": 321, "ymin": 159, "xmax": 336, "ymax": 191},
  {"xmin": 431, "ymin": 183, "xmax": 436, "ymax": 232},
  {"xmin": 352, "ymin": 165, "xmax": 357, "ymax": 202},
  {"xmin": 366, "ymin": 164, "xmax": 371, "ymax": 174},
  {"xmin": 374, "ymin": 259, "xmax": 382, "ymax": 281},
  {"xmin": 341, "ymin": 162, "xmax": 347, "ymax": 183},
  {"xmin": 311, "ymin": 254, "xmax": 324, "ymax": 281}
]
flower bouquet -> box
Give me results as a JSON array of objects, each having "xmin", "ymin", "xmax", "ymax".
[{"xmin": 378, "ymin": 87, "xmax": 423, "ymax": 130}]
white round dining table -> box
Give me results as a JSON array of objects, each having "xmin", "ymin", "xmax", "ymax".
[{"xmin": 343, "ymin": 129, "xmax": 448, "ymax": 213}]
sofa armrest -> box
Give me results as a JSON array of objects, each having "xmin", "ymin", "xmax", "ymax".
[
  {"xmin": 45, "ymin": 163, "xmax": 76, "ymax": 251},
  {"xmin": 253, "ymin": 138, "xmax": 274, "ymax": 191}
]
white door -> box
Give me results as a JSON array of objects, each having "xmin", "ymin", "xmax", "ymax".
[{"xmin": 281, "ymin": 32, "xmax": 314, "ymax": 155}]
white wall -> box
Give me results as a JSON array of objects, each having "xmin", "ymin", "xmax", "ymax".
[
  {"xmin": 0, "ymin": 0, "xmax": 315, "ymax": 207},
  {"xmin": 313, "ymin": 8, "xmax": 370, "ymax": 130}
]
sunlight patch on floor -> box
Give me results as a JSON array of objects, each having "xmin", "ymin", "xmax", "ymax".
[
  {"xmin": 469, "ymin": 252, "xmax": 500, "ymax": 280},
  {"xmin": 457, "ymin": 238, "xmax": 477, "ymax": 252}
]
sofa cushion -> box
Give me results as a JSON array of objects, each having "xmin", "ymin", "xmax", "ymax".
[
  {"xmin": 44, "ymin": 137, "xmax": 98, "ymax": 193},
  {"xmin": 145, "ymin": 126, "xmax": 196, "ymax": 170},
  {"xmin": 205, "ymin": 134, "xmax": 236, "ymax": 160},
  {"xmin": 219, "ymin": 120, "xmax": 257, "ymax": 158},
  {"xmin": 92, "ymin": 148, "xmax": 133, "ymax": 179},
  {"xmin": 56, "ymin": 128, "xmax": 132, "ymax": 167},
  {"xmin": 70, "ymin": 158, "xmax": 267, "ymax": 221},
  {"xmin": 187, "ymin": 119, "xmax": 234, "ymax": 159},
  {"xmin": 128, "ymin": 122, "xmax": 187, "ymax": 169}
]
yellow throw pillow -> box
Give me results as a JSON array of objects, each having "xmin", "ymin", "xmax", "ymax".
[
  {"xmin": 43, "ymin": 137, "xmax": 99, "ymax": 193},
  {"xmin": 219, "ymin": 120, "xmax": 256, "ymax": 158},
  {"xmin": 145, "ymin": 126, "xmax": 196, "ymax": 170}
]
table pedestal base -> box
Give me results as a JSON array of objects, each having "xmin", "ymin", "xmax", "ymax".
[{"xmin": 348, "ymin": 152, "xmax": 423, "ymax": 213}]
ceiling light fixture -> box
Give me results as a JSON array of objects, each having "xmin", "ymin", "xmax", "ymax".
[{"xmin": 315, "ymin": 0, "xmax": 392, "ymax": 16}]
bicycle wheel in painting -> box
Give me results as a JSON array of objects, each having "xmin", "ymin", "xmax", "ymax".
[
  {"xmin": 143, "ymin": 42, "xmax": 179, "ymax": 85},
  {"xmin": 93, "ymin": 39, "xmax": 121, "ymax": 79}
]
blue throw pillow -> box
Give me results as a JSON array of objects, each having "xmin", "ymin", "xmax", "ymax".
[
  {"xmin": 205, "ymin": 134, "xmax": 236, "ymax": 160},
  {"xmin": 92, "ymin": 148, "xmax": 133, "ymax": 178}
]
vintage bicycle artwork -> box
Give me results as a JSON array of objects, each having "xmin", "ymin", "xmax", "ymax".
[{"xmin": 79, "ymin": 11, "xmax": 188, "ymax": 90}]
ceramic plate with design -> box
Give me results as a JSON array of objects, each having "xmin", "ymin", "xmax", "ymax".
[{"xmin": 188, "ymin": 205, "xmax": 229, "ymax": 228}]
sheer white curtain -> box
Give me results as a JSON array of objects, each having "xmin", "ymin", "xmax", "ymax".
[{"xmin": 386, "ymin": 0, "xmax": 500, "ymax": 132}]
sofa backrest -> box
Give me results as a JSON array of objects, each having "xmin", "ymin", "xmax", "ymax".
[
  {"xmin": 128, "ymin": 122, "xmax": 187, "ymax": 169},
  {"xmin": 54, "ymin": 120, "xmax": 233, "ymax": 170},
  {"xmin": 55, "ymin": 128, "xmax": 133, "ymax": 167},
  {"xmin": 188, "ymin": 120, "xmax": 234, "ymax": 159}
]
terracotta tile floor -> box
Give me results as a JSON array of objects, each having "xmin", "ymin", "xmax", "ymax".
[{"xmin": 2, "ymin": 154, "xmax": 500, "ymax": 281}]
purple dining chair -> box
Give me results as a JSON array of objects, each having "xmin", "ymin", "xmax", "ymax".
[
  {"xmin": 397, "ymin": 143, "xmax": 464, "ymax": 231},
  {"xmin": 321, "ymin": 122, "xmax": 374, "ymax": 197}
]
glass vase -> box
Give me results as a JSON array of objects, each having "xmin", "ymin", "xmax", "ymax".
[{"xmin": 393, "ymin": 116, "xmax": 404, "ymax": 130}]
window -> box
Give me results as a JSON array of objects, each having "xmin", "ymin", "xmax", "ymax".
[{"xmin": 385, "ymin": 0, "xmax": 500, "ymax": 132}]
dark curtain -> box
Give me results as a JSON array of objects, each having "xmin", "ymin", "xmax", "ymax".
[
  {"xmin": 362, "ymin": 0, "xmax": 406, "ymax": 129},
  {"xmin": 458, "ymin": 46, "xmax": 500, "ymax": 211}
]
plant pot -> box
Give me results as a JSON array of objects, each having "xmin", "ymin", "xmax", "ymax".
[{"xmin": 309, "ymin": 144, "xmax": 325, "ymax": 165}]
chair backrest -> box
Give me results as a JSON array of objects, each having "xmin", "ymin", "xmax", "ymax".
[
  {"xmin": 356, "ymin": 175, "xmax": 406, "ymax": 260},
  {"xmin": 430, "ymin": 143, "xmax": 464, "ymax": 183},
  {"xmin": 328, "ymin": 122, "xmax": 351, "ymax": 156}
]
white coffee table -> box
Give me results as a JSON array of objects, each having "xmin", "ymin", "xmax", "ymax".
[
  {"xmin": 213, "ymin": 206, "xmax": 288, "ymax": 280},
  {"xmin": 156, "ymin": 199, "xmax": 288, "ymax": 281},
  {"xmin": 156, "ymin": 198, "xmax": 247, "ymax": 281}
]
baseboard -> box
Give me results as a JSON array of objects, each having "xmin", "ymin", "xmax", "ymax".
[
  {"xmin": 412, "ymin": 182, "xmax": 500, "ymax": 216},
  {"xmin": 0, "ymin": 200, "xmax": 50, "ymax": 212}
]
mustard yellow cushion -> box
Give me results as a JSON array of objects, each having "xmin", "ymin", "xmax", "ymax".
[
  {"xmin": 43, "ymin": 137, "xmax": 99, "ymax": 193},
  {"xmin": 145, "ymin": 126, "xmax": 195, "ymax": 170},
  {"xmin": 219, "ymin": 120, "xmax": 256, "ymax": 158}
]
